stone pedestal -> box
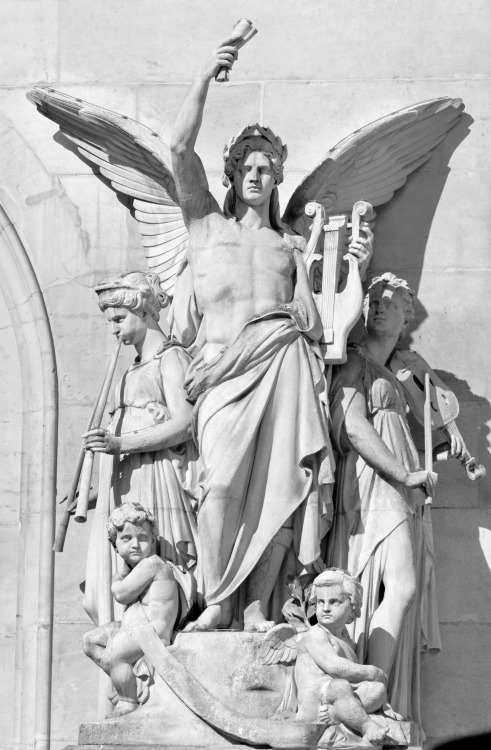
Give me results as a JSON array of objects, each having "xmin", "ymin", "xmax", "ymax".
[{"xmin": 73, "ymin": 631, "xmax": 415, "ymax": 750}]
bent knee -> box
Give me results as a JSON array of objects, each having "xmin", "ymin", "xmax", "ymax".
[
  {"xmin": 98, "ymin": 652, "xmax": 112, "ymax": 674},
  {"xmin": 82, "ymin": 629, "xmax": 98, "ymax": 656},
  {"xmin": 323, "ymin": 678, "xmax": 352, "ymax": 700},
  {"xmin": 366, "ymin": 679, "xmax": 386, "ymax": 703}
]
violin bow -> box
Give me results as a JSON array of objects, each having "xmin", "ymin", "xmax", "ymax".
[{"xmin": 424, "ymin": 371, "xmax": 434, "ymax": 504}]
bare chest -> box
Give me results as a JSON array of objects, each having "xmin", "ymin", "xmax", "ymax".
[{"xmin": 188, "ymin": 220, "xmax": 296, "ymax": 307}]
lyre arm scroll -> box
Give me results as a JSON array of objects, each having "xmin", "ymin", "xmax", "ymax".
[
  {"xmin": 350, "ymin": 201, "xmax": 376, "ymax": 243},
  {"xmin": 304, "ymin": 201, "xmax": 326, "ymax": 274}
]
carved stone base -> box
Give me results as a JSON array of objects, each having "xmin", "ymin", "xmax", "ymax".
[{"xmin": 76, "ymin": 631, "xmax": 417, "ymax": 749}]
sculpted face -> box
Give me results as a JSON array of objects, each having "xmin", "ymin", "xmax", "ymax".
[
  {"xmin": 105, "ymin": 306, "xmax": 147, "ymax": 347},
  {"xmin": 316, "ymin": 584, "xmax": 353, "ymax": 631},
  {"xmin": 115, "ymin": 520, "xmax": 155, "ymax": 566},
  {"xmin": 232, "ymin": 150, "xmax": 276, "ymax": 207},
  {"xmin": 366, "ymin": 287, "xmax": 406, "ymax": 339}
]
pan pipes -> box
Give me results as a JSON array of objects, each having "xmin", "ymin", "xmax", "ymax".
[{"xmin": 74, "ymin": 337, "xmax": 122, "ymax": 524}]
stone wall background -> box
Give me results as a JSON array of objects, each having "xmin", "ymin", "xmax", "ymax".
[{"xmin": 0, "ymin": 1, "xmax": 489, "ymax": 748}]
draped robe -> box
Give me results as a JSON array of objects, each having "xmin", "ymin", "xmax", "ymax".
[
  {"xmin": 84, "ymin": 343, "xmax": 199, "ymax": 628},
  {"xmin": 327, "ymin": 346, "xmax": 441, "ymax": 733},
  {"xmin": 170, "ymin": 237, "xmax": 334, "ymax": 610}
]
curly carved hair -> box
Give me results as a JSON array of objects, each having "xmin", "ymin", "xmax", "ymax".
[
  {"xmin": 363, "ymin": 271, "xmax": 416, "ymax": 337},
  {"xmin": 310, "ymin": 568, "xmax": 363, "ymax": 624},
  {"xmin": 107, "ymin": 501, "xmax": 158, "ymax": 549},
  {"xmin": 96, "ymin": 271, "xmax": 168, "ymax": 322},
  {"xmin": 222, "ymin": 124, "xmax": 287, "ymax": 188},
  {"xmin": 221, "ymin": 125, "xmax": 289, "ymax": 233}
]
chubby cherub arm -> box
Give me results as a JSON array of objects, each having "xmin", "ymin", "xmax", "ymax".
[
  {"xmin": 111, "ymin": 554, "xmax": 168, "ymax": 605},
  {"xmin": 304, "ymin": 632, "xmax": 385, "ymax": 684},
  {"xmin": 343, "ymin": 386, "xmax": 436, "ymax": 493},
  {"xmin": 170, "ymin": 40, "xmax": 237, "ymax": 221}
]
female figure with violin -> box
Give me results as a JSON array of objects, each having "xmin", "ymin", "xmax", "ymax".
[
  {"xmin": 328, "ymin": 272, "xmax": 463, "ymax": 735},
  {"xmin": 82, "ymin": 272, "xmax": 199, "ymax": 631}
]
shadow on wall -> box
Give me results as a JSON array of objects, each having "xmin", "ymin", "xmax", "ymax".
[
  {"xmin": 350, "ymin": 111, "xmax": 473, "ymax": 343},
  {"xmin": 372, "ymin": 111, "xmax": 474, "ymax": 301},
  {"xmin": 358, "ymin": 112, "xmax": 490, "ymax": 507}
]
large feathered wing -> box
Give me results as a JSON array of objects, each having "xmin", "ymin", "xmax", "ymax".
[
  {"xmin": 283, "ymin": 97, "xmax": 464, "ymax": 238},
  {"xmin": 27, "ymin": 87, "xmax": 188, "ymax": 297}
]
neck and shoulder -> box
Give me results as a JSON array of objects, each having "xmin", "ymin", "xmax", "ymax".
[
  {"xmin": 134, "ymin": 323, "xmax": 167, "ymax": 363},
  {"xmin": 360, "ymin": 333, "xmax": 399, "ymax": 369}
]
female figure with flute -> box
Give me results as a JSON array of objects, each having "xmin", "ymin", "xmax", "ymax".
[
  {"xmin": 327, "ymin": 273, "xmax": 463, "ymax": 739},
  {"xmin": 82, "ymin": 271, "xmax": 199, "ymax": 629}
]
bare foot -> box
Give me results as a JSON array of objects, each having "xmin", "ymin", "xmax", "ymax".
[
  {"xmin": 382, "ymin": 702, "xmax": 403, "ymax": 721},
  {"xmin": 318, "ymin": 702, "xmax": 337, "ymax": 726},
  {"xmin": 361, "ymin": 717, "xmax": 388, "ymax": 745},
  {"xmin": 243, "ymin": 601, "xmax": 275, "ymax": 632},
  {"xmin": 183, "ymin": 604, "xmax": 223, "ymax": 632},
  {"xmin": 110, "ymin": 699, "xmax": 138, "ymax": 717}
]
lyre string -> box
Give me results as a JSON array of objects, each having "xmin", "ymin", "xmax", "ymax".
[{"xmin": 320, "ymin": 218, "xmax": 343, "ymax": 329}]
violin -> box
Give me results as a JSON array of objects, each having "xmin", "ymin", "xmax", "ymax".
[
  {"xmin": 304, "ymin": 200, "xmax": 374, "ymax": 364},
  {"xmin": 390, "ymin": 349, "xmax": 486, "ymax": 481}
]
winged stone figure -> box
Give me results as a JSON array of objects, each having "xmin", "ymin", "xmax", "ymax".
[
  {"xmin": 27, "ymin": 46, "xmax": 463, "ymax": 636},
  {"xmin": 27, "ymin": 88, "xmax": 463, "ymax": 300},
  {"xmin": 259, "ymin": 569, "xmax": 406, "ymax": 746}
]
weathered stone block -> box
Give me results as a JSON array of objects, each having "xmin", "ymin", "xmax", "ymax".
[
  {"xmin": 137, "ymin": 83, "xmax": 261, "ymax": 177},
  {"xmin": 263, "ymin": 78, "xmax": 489, "ymax": 174},
  {"xmin": 50, "ymin": 624, "xmax": 100, "ymax": 746},
  {"xmin": 0, "ymin": 634, "xmax": 15, "ymax": 747},
  {"xmin": 56, "ymin": 0, "xmax": 491, "ymax": 83},
  {"xmin": 77, "ymin": 630, "xmax": 412, "ymax": 749},
  {"xmin": 373, "ymin": 169, "xmax": 491, "ymax": 274},
  {"xmin": 0, "ymin": 528, "xmax": 18, "ymax": 637},
  {"xmin": 432, "ymin": 509, "xmax": 491, "ymax": 624},
  {"xmin": 420, "ymin": 623, "xmax": 491, "ymax": 740},
  {"xmin": 0, "ymin": 0, "xmax": 58, "ymax": 86},
  {"xmin": 409, "ymin": 270, "xmax": 491, "ymax": 400}
]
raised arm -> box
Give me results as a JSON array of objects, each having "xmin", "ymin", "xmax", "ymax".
[{"xmin": 170, "ymin": 39, "xmax": 238, "ymax": 218}]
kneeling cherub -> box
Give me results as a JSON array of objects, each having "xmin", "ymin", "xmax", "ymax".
[
  {"xmin": 83, "ymin": 502, "xmax": 179, "ymax": 716},
  {"xmin": 262, "ymin": 569, "xmax": 400, "ymax": 745}
]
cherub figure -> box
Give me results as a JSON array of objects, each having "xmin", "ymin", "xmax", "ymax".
[
  {"xmin": 83, "ymin": 502, "xmax": 179, "ymax": 717},
  {"xmin": 261, "ymin": 569, "xmax": 397, "ymax": 745}
]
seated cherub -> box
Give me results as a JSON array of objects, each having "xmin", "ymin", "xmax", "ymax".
[
  {"xmin": 261, "ymin": 568, "xmax": 399, "ymax": 745},
  {"xmin": 82, "ymin": 502, "xmax": 179, "ymax": 717}
]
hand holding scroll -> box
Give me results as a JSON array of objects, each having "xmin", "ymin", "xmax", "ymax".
[{"xmin": 199, "ymin": 19, "xmax": 257, "ymax": 83}]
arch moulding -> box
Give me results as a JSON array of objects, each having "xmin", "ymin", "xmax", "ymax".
[{"xmin": 0, "ymin": 112, "xmax": 88, "ymax": 750}]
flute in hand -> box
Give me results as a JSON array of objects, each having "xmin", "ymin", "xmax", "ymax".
[
  {"xmin": 74, "ymin": 337, "xmax": 122, "ymax": 523},
  {"xmin": 53, "ymin": 396, "xmax": 101, "ymax": 552}
]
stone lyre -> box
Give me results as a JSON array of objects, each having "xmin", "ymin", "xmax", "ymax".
[{"xmin": 305, "ymin": 200, "xmax": 374, "ymax": 364}]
